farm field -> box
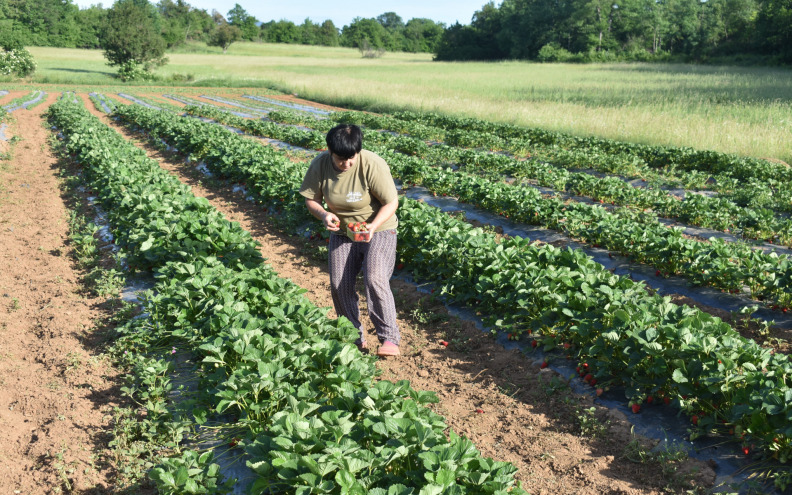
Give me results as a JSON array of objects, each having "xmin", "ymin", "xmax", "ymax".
[
  {"xmin": 19, "ymin": 43, "xmax": 792, "ymax": 163},
  {"xmin": 1, "ymin": 75, "xmax": 791, "ymax": 492}
]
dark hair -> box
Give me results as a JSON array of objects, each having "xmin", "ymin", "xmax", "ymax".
[{"xmin": 326, "ymin": 124, "xmax": 363, "ymax": 159}]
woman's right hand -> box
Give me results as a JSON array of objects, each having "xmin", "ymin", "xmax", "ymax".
[{"xmin": 324, "ymin": 212, "xmax": 341, "ymax": 231}]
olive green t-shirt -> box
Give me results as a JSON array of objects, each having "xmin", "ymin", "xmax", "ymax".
[{"xmin": 299, "ymin": 150, "xmax": 399, "ymax": 234}]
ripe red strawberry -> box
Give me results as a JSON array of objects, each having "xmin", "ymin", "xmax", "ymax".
[
  {"xmin": 655, "ymin": 270, "xmax": 661, "ymax": 276},
  {"xmin": 531, "ymin": 340, "xmax": 538, "ymax": 348},
  {"xmin": 631, "ymin": 404, "xmax": 641, "ymax": 414},
  {"xmin": 742, "ymin": 446, "xmax": 750, "ymax": 455},
  {"xmin": 663, "ymin": 397, "xmax": 671, "ymax": 405},
  {"xmin": 563, "ymin": 343, "xmax": 571, "ymax": 349},
  {"xmin": 589, "ymin": 378, "xmax": 597, "ymax": 386},
  {"xmin": 475, "ymin": 408, "xmax": 484, "ymax": 414},
  {"xmin": 595, "ymin": 388, "xmax": 604, "ymax": 396},
  {"xmin": 583, "ymin": 363, "xmax": 589, "ymax": 369},
  {"xmin": 646, "ymin": 396, "xmax": 654, "ymax": 404},
  {"xmin": 440, "ymin": 340, "xmax": 449, "ymax": 347},
  {"xmin": 584, "ymin": 373, "xmax": 593, "ymax": 383},
  {"xmin": 691, "ymin": 415, "xmax": 699, "ymax": 425},
  {"xmin": 396, "ymin": 263, "xmax": 404, "ymax": 270},
  {"xmin": 540, "ymin": 361, "xmax": 548, "ymax": 369}
]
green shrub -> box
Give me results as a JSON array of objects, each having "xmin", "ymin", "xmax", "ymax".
[{"xmin": 537, "ymin": 43, "xmax": 575, "ymax": 62}]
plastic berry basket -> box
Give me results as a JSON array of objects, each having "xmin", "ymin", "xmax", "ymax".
[
  {"xmin": 346, "ymin": 229, "xmax": 370, "ymax": 242},
  {"xmin": 346, "ymin": 222, "xmax": 370, "ymax": 242}
]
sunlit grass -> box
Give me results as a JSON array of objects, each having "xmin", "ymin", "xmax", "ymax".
[{"xmin": 15, "ymin": 44, "xmax": 792, "ymax": 162}]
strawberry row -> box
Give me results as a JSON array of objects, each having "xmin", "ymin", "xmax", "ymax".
[
  {"xmin": 184, "ymin": 103, "xmax": 792, "ymax": 247},
  {"xmin": 49, "ymin": 98, "xmax": 525, "ymax": 493},
  {"xmin": 330, "ymin": 109, "xmax": 792, "ymax": 243},
  {"xmin": 386, "ymin": 109, "xmax": 792, "ymax": 187},
  {"xmin": 253, "ymin": 101, "xmax": 791, "ymax": 217},
  {"xmin": 317, "ymin": 109, "xmax": 792, "ymax": 245},
  {"xmin": 111, "ymin": 100, "xmax": 792, "ymax": 474},
  {"xmin": 173, "ymin": 103, "xmax": 792, "ymax": 311}
]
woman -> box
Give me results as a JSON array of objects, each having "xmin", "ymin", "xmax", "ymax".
[{"xmin": 299, "ymin": 124, "xmax": 401, "ymax": 357}]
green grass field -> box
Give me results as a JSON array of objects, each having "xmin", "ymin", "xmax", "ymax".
[{"xmin": 7, "ymin": 43, "xmax": 792, "ymax": 162}]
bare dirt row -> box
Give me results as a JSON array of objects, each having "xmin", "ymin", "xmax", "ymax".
[{"xmin": 0, "ymin": 95, "xmax": 121, "ymax": 493}]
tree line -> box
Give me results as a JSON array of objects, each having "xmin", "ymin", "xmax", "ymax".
[
  {"xmin": 434, "ymin": 0, "xmax": 792, "ymax": 63},
  {"xmin": 0, "ymin": 0, "xmax": 444, "ymax": 54},
  {"xmin": 2, "ymin": 0, "xmax": 788, "ymax": 76}
]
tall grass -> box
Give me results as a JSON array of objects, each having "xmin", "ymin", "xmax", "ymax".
[{"xmin": 20, "ymin": 44, "xmax": 792, "ymax": 162}]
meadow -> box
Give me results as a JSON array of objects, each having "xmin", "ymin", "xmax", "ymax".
[{"xmin": 14, "ymin": 42, "xmax": 792, "ymax": 162}]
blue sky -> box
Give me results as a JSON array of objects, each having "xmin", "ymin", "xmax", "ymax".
[{"xmin": 73, "ymin": 1, "xmax": 491, "ymax": 27}]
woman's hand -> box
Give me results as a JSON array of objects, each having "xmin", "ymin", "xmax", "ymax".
[{"xmin": 324, "ymin": 212, "xmax": 341, "ymax": 231}]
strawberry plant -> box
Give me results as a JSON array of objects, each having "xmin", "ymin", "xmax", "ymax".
[
  {"xmin": 106, "ymin": 99, "xmax": 792, "ymax": 478},
  {"xmin": 49, "ymin": 98, "xmax": 528, "ymax": 495}
]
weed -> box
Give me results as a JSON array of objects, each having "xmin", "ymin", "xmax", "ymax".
[
  {"xmin": 576, "ymin": 406, "xmax": 608, "ymax": 438},
  {"xmin": 64, "ymin": 351, "xmax": 82, "ymax": 372},
  {"xmin": 86, "ymin": 266, "xmax": 126, "ymax": 298},
  {"xmin": 410, "ymin": 300, "xmax": 448, "ymax": 325},
  {"xmin": 68, "ymin": 211, "xmax": 100, "ymax": 267},
  {"xmin": 622, "ymin": 427, "xmax": 694, "ymax": 488},
  {"xmin": 8, "ymin": 297, "xmax": 20, "ymax": 312},
  {"xmin": 541, "ymin": 375, "xmax": 569, "ymax": 397},
  {"xmin": 450, "ymin": 335, "xmax": 473, "ymax": 352},
  {"xmin": 51, "ymin": 447, "xmax": 75, "ymax": 492}
]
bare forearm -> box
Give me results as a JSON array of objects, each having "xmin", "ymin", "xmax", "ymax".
[{"xmin": 305, "ymin": 198, "xmax": 328, "ymax": 221}]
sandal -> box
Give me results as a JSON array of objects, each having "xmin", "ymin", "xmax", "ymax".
[{"xmin": 376, "ymin": 340, "xmax": 400, "ymax": 357}]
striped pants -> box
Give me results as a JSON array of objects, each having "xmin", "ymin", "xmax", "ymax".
[{"xmin": 328, "ymin": 229, "xmax": 400, "ymax": 345}]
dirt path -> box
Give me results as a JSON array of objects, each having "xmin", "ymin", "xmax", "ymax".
[
  {"xmin": 80, "ymin": 93, "xmax": 716, "ymax": 494},
  {"xmin": 0, "ymin": 96, "xmax": 122, "ymax": 493}
]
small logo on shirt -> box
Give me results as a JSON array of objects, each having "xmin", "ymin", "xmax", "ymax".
[{"xmin": 346, "ymin": 192, "xmax": 363, "ymax": 203}]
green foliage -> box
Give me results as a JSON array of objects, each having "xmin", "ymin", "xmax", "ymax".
[
  {"xmin": 260, "ymin": 20, "xmax": 300, "ymax": 44},
  {"xmin": 116, "ymin": 60, "xmax": 156, "ymax": 82},
  {"xmin": 755, "ymin": 0, "xmax": 792, "ymax": 63},
  {"xmin": 101, "ymin": 0, "xmax": 168, "ymax": 79},
  {"xmin": 110, "ymin": 99, "xmax": 792, "ymax": 478},
  {"xmin": 226, "ymin": 3, "xmax": 258, "ymax": 41},
  {"xmin": 0, "ymin": 47, "xmax": 35, "ymax": 77},
  {"xmin": 158, "ymin": 0, "xmax": 216, "ymax": 47},
  {"xmin": 150, "ymin": 451, "xmax": 234, "ymax": 494},
  {"xmin": 434, "ymin": 0, "xmax": 786, "ymax": 63},
  {"xmin": 49, "ymin": 99, "xmax": 529, "ymax": 494},
  {"xmin": 340, "ymin": 17, "xmax": 392, "ymax": 51},
  {"xmin": 537, "ymin": 43, "xmax": 576, "ymax": 63},
  {"xmin": 208, "ymin": 23, "xmax": 241, "ymax": 53}
]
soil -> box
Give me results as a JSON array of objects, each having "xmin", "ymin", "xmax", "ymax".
[
  {"xmin": 77, "ymin": 93, "xmax": 718, "ymax": 494},
  {"xmin": 0, "ymin": 96, "xmax": 123, "ymax": 493}
]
